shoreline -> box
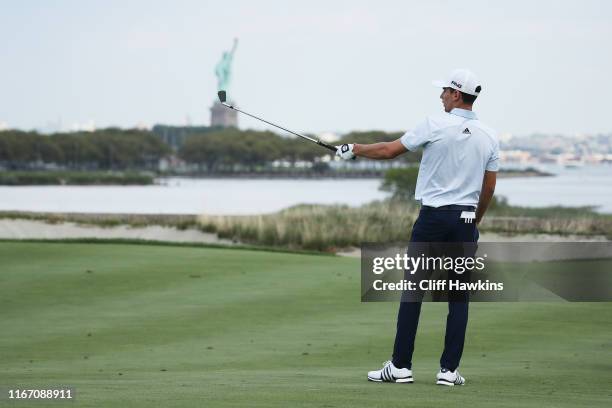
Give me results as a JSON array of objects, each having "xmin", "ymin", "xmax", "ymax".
[
  {"xmin": 156, "ymin": 168, "xmax": 554, "ymax": 180},
  {"xmin": 0, "ymin": 168, "xmax": 552, "ymax": 186}
]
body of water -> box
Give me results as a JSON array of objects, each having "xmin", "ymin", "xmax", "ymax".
[
  {"xmin": 495, "ymin": 164, "xmax": 612, "ymax": 212},
  {"xmin": 0, "ymin": 179, "xmax": 387, "ymax": 215},
  {"xmin": 0, "ymin": 165, "xmax": 610, "ymax": 215}
]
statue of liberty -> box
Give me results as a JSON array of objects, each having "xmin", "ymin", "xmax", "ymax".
[{"xmin": 215, "ymin": 38, "xmax": 238, "ymax": 92}]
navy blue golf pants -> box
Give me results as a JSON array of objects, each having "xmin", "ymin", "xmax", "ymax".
[{"xmin": 392, "ymin": 206, "xmax": 479, "ymax": 372}]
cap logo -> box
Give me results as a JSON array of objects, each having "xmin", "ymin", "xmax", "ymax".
[
  {"xmin": 462, "ymin": 128, "xmax": 471, "ymax": 134},
  {"xmin": 451, "ymin": 80, "xmax": 462, "ymax": 89}
]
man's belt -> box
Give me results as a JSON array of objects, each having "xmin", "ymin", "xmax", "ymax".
[{"xmin": 421, "ymin": 205, "xmax": 477, "ymax": 211}]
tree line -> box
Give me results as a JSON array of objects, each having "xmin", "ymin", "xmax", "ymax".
[
  {"xmin": 0, "ymin": 129, "xmax": 170, "ymax": 170},
  {"xmin": 178, "ymin": 128, "xmax": 421, "ymax": 171},
  {"xmin": 0, "ymin": 127, "xmax": 421, "ymax": 171}
]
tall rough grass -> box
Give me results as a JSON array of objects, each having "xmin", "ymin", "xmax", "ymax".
[
  {"xmin": 198, "ymin": 200, "xmax": 612, "ymax": 251},
  {"xmin": 198, "ymin": 201, "xmax": 419, "ymax": 251},
  {"xmin": 481, "ymin": 216, "xmax": 612, "ymax": 237}
]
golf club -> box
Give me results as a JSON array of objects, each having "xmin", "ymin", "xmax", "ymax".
[{"xmin": 217, "ymin": 90, "xmax": 338, "ymax": 153}]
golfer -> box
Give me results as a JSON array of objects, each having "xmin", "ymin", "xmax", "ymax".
[{"xmin": 336, "ymin": 69, "xmax": 499, "ymax": 386}]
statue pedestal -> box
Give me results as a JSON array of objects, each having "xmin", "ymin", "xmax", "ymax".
[{"xmin": 210, "ymin": 101, "xmax": 238, "ymax": 128}]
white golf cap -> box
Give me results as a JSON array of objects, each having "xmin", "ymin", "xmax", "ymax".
[{"xmin": 432, "ymin": 68, "xmax": 482, "ymax": 96}]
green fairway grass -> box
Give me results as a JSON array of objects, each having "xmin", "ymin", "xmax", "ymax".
[{"xmin": 1, "ymin": 241, "xmax": 611, "ymax": 407}]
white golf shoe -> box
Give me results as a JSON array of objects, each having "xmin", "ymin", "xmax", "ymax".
[
  {"xmin": 367, "ymin": 361, "xmax": 413, "ymax": 383},
  {"xmin": 436, "ymin": 368, "xmax": 466, "ymax": 386}
]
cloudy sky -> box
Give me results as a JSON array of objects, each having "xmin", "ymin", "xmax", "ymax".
[{"xmin": 1, "ymin": 0, "xmax": 611, "ymax": 135}]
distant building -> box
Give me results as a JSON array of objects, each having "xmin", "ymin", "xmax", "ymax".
[
  {"xmin": 210, "ymin": 101, "xmax": 238, "ymax": 128},
  {"xmin": 500, "ymin": 150, "xmax": 532, "ymax": 164}
]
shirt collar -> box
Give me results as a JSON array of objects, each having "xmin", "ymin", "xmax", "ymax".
[{"xmin": 450, "ymin": 108, "xmax": 477, "ymax": 120}]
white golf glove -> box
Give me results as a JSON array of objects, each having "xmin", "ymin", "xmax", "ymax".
[{"xmin": 335, "ymin": 143, "xmax": 355, "ymax": 160}]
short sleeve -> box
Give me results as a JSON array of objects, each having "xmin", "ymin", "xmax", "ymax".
[
  {"xmin": 486, "ymin": 140, "xmax": 500, "ymax": 171},
  {"xmin": 400, "ymin": 118, "xmax": 433, "ymax": 152}
]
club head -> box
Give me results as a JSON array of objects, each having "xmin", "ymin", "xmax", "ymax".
[{"xmin": 217, "ymin": 90, "xmax": 227, "ymax": 103}]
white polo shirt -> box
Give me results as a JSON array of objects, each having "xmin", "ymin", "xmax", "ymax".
[{"xmin": 400, "ymin": 108, "xmax": 499, "ymax": 207}]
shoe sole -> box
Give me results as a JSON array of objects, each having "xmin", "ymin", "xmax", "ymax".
[
  {"xmin": 368, "ymin": 376, "xmax": 413, "ymax": 383},
  {"xmin": 436, "ymin": 379, "xmax": 465, "ymax": 386}
]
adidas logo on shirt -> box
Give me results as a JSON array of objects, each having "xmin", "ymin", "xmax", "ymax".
[{"xmin": 462, "ymin": 128, "xmax": 471, "ymax": 134}]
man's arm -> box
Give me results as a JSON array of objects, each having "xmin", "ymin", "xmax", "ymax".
[
  {"xmin": 475, "ymin": 170, "xmax": 496, "ymax": 224},
  {"xmin": 353, "ymin": 139, "xmax": 408, "ymax": 160}
]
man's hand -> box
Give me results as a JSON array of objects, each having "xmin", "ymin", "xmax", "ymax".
[{"xmin": 335, "ymin": 143, "xmax": 355, "ymax": 160}]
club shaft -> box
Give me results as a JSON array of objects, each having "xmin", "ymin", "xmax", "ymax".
[{"xmin": 221, "ymin": 103, "xmax": 337, "ymax": 152}]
